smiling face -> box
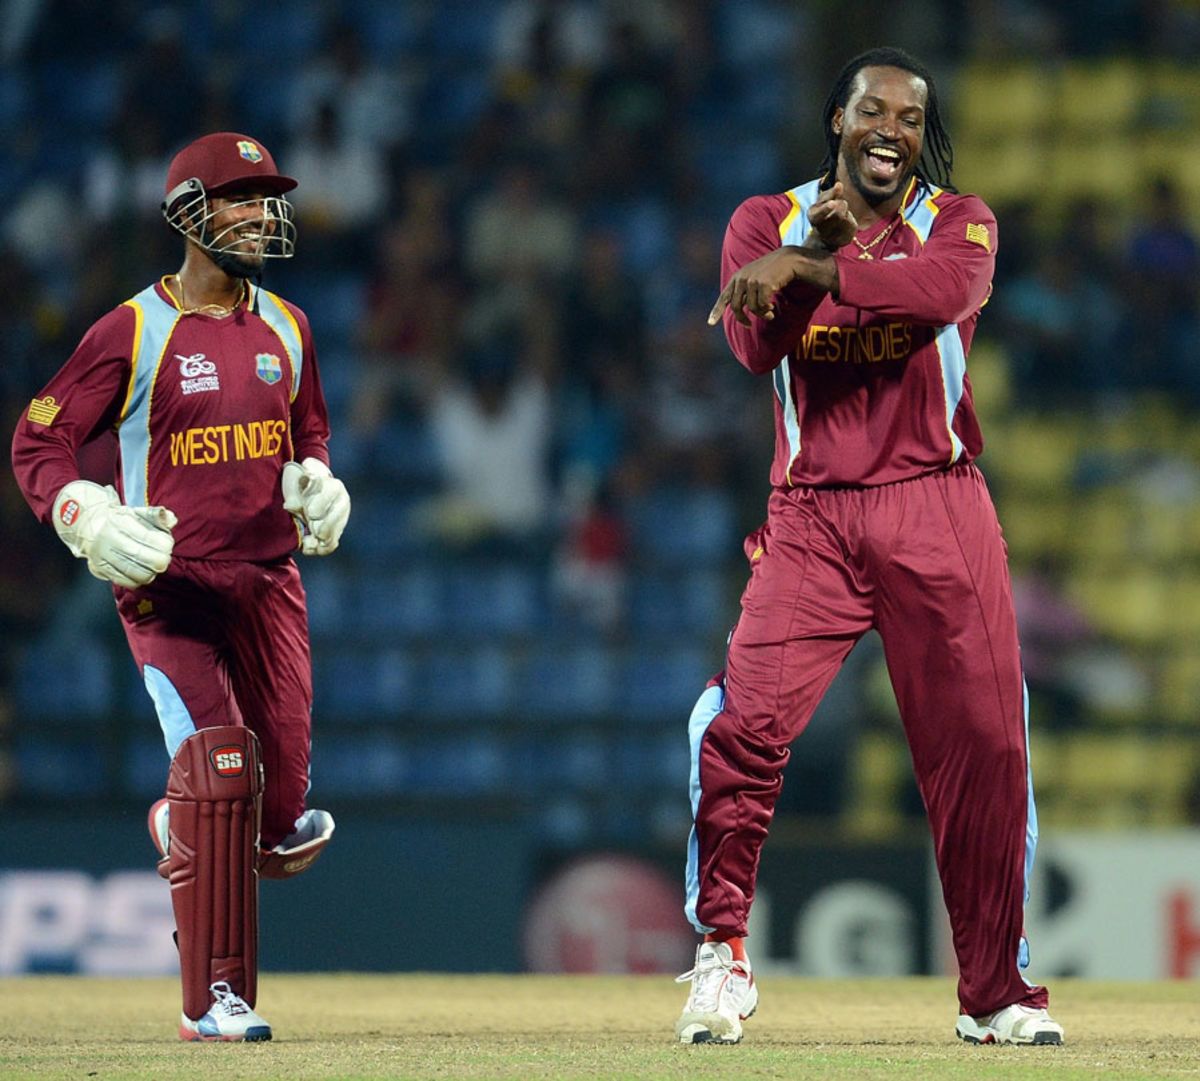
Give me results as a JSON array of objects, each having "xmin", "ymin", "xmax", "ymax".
[
  {"xmin": 206, "ymin": 189, "xmax": 277, "ymax": 270},
  {"xmin": 833, "ymin": 65, "xmax": 927, "ymax": 209},
  {"xmin": 176, "ymin": 185, "xmax": 296, "ymax": 278}
]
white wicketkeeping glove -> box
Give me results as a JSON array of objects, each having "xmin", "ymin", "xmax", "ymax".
[
  {"xmin": 52, "ymin": 480, "xmax": 177, "ymax": 589},
  {"xmin": 281, "ymin": 457, "xmax": 350, "ymax": 556}
]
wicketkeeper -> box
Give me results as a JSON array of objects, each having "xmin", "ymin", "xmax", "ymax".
[{"xmin": 12, "ymin": 131, "xmax": 350, "ymax": 1041}]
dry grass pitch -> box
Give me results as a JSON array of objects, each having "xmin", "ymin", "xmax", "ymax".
[{"xmin": 1, "ymin": 974, "xmax": 1196, "ymax": 1080}]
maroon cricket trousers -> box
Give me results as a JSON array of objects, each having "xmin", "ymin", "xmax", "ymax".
[
  {"xmin": 115, "ymin": 554, "xmax": 313, "ymax": 849},
  {"xmin": 685, "ymin": 462, "xmax": 1050, "ymax": 1016}
]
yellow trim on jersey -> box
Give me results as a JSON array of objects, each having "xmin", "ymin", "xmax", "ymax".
[
  {"xmin": 257, "ymin": 287, "xmax": 304, "ymax": 402},
  {"xmin": 140, "ymin": 318, "xmax": 176, "ymax": 501},
  {"xmin": 901, "ymin": 183, "xmax": 944, "ymax": 245},
  {"xmin": 159, "ymin": 274, "xmax": 183, "ymax": 311},
  {"xmin": 144, "ymin": 332, "xmax": 178, "ymax": 502},
  {"xmin": 266, "ymin": 291, "xmax": 303, "ymax": 353},
  {"xmin": 118, "ymin": 298, "xmax": 145, "ymax": 423},
  {"xmin": 778, "ymin": 189, "xmax": 803, "ymax": 240}
]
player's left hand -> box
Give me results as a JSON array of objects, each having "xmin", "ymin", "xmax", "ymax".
[
  {"xmin": 709, "ymin": 248, "xmax": 800, "ymax": 326},
  {"xmin": 709, "ymin": 246, "xmax": 835, "ymax": 327},
  {"xmin": 282, "ymin": 458, "xmax": 350, "ymax": 556}
]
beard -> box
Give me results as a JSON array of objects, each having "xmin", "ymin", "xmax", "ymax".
[
  {"xmin": 209, "ymin": 247, "xmax": 264, "ymax": 279},
  {"xmin": 840, "ymin": 144, "xmax": 916, "ymax": 208}
]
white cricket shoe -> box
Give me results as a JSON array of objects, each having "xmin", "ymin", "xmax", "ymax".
[
  {"xmin": 148, "ymin": 798, "xmax": 170, "ymax": 858},
  {"xmin": 956, "ymin": 1003, "xmax": 1064, "ymax": 1046},
  {"xmin": 258, "ymin": 808, "xmax": 335, "ymax": 879},
  {"xmin": 180, "ymin": 981, "xmax": 272, "ymax": 1042},
  {"xmin": 148, "ymin": 798, "xmax": 171, "ymax": 878},
  {"xmin": 281, "ymin": 808, "xmax": 334, "ymax": 848},
  {"xmin": 674, "ymin": 941, "xmax": 758, "ymax": 1045}
]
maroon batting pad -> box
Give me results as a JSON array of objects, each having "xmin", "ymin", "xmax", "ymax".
[{"xmin": 166, "ymin": 726, "xmax": 264, "ymax": 1021}]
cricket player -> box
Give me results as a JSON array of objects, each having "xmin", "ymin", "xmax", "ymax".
[
  {"xmin": 11, "ymin": 132, "xmax": 350, "ymax": 1041},
  {"xmin": 674, "ymin": 48, "xmax": 1063, "ymax": 1047}
]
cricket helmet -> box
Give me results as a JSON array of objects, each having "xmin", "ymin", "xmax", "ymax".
[{"xmin": 162, "ymin": 132, "xmax": 297, "ymax": 266}]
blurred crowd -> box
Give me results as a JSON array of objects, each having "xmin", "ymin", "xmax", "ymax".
[{"xmin": 3, "ymin": 0, "xmax": 1200, "ymax": 833}]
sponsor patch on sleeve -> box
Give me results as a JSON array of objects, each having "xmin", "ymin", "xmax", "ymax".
[
  {"xmin": 965, "ymin": 223, "xmax": 992, "ymax": 251},
  {"xmin": 26, "ymin": 395, "xmax": 61, "ymax": 425}
]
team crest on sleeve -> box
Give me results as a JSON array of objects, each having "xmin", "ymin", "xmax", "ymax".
[
  {"xmin": 26, "ymin": 395, "xmax": 61, "ymax": 425},
  {"xmin": 255, "ymin": 353, "xmax": 283, "ymax": 385},
  {"xmin": 237, "ymin": 140, "xmax": 263, "ymax": 163},
  {"xmin": 965, "ymin": 223, "xmax": 991, "ymax": 251}
]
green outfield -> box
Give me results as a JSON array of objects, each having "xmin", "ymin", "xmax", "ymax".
[{"xmin": 0, "ymin": 974, "xmax": 1195, "ymax": 1080}]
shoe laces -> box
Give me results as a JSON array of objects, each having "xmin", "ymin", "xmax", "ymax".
[
  {"xmin": 208, "ymin": 981, "xmax": 252, "ymax": 1017},
  {"xmin": 675, "ymin": 947, "xmax": 743, "ymax": 1014}
]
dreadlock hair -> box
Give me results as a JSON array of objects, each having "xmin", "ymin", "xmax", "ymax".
[{"xmin": 817, "ymin": 46, "xmax": 956, "ymax": 193}]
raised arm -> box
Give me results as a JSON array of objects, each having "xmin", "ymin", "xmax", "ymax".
[
  {"xmin": 833, "ymin": 195, "xmax": 997, "ymax": 325},
  {"xmin": 709, "ymin": 185, "xmax": 863, "ymax": 374},
  {"xmin": 708, "ymin": 195, "xmax": 830, "ymax": 374}
]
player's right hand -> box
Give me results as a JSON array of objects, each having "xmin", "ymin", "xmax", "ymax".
[
  {"xmin": 52, "ymin": 480, "xmax": 177, "ymax": 589},
  {"xmin": 806, "ymin": 182, "xmax": 859, "ymax": 250}
]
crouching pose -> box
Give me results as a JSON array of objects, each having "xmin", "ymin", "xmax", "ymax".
[{"xmin": 12, "ymin": 132, "xmax": 349, "ymax": 1041}]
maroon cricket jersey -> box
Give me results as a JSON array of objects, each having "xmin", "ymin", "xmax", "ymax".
[
  {"xmin": 721, "ymin": 177, "xmax": 997, "ymax": 488},
  {"xmin": 12, "ymin": 278, "xmax": 331, "ymax": 561}
]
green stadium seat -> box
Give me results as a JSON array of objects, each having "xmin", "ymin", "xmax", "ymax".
[
  {"xmin": 993, "ymin": 415, "xmax": 1083, "ymax": 491},
  {"xmin": 1155, "ymin": 648, "xmax": 1200, "ymax": 726},
  {"xmin": 954, "ymin": 134, "xmax": 1045, "ymax": 205},
  {"xmin": 842, "ymin": 730, "xmax": 908, "ymax": 839},
  {"xmin": 1059, "ymin": 60, "xmax": 1141, "ymax": 129},
  {"xmin": 956, "ymin": 63, "xmax": 1046, "ymax": 137},
  {"xmin": 1067, "ymin": 567, "xmax": 1170, "ymax": 646},
  {"xmin": 1057, "ymin": 733, "xmax": 1192, "ymax": 827},
  {"xmin": 1048, "ymin": 136, "xmax": 1139, "ymax": 202}
]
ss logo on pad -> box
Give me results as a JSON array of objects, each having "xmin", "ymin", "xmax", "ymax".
[{"xmin": 210, "ymin": 747, "xmax": 246, "ymax": 777}]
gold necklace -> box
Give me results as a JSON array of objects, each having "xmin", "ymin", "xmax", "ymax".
[
  {"xmin": 173, "ymin": 275, "xmax": 246, "ymax": 317},
  {"xmin": 852, "ymin": 217, "xmax": 899, "ymax": 260}
]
